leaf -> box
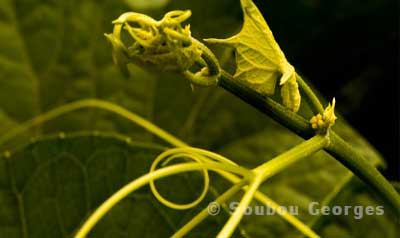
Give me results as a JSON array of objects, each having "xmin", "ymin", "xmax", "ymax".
[
  {"xmin": 281, "ymin": 76, "xmax": 301, "ymax": 114},
  {"xmin": 0, "ymin": 0, "xmax": 157, "ymax": 147},
  {"xmin": 0, "ymin": 132, "xmax": 228, "ymax": 238},
  {"xmin": 0, "ymin": 133, "xmax": 161, "ymax": 237},
  {"xmin": 205, "ymin": 0, "xmax": 301, "ymax": 111}
]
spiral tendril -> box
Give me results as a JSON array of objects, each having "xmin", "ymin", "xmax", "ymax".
[
  {"xmin": 105, "ymin": 10, "xmax": 221, "ymax": 87},
  {"xmin": 149, "ymin": 147, "xmax": 251, "ymax": 210}
]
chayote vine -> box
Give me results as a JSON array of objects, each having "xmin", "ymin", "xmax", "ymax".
[{"xmin": 90, "ymin": 0, "xmax": 400, "ymax": 237}]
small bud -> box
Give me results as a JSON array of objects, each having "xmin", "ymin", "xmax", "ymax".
[{"xmin": 310, "ymin": 98, "xmax": 337, "ymax": 134}]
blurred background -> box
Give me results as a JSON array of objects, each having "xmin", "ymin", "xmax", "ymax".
[
  {"xmin": 0, "ymin": 1, "xmax": 398, "ymax": 237},
  {"xmin": 0, "ymin": 0, "xmax": 398, "ymax": 179}
]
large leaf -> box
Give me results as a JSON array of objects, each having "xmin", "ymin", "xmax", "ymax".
[
  {"xmin": 0, "ymin": 0, "xmax": 156, "ymax": 145},
  {"xmin": 0, "ymin": 133, "xmax": 166, "ymax": 237},
  {"xmin": 0, "ymin": 133, "xmax": 228, "ymax": 238},
  {"xmin": 0, "ymin": 0, "xmax": 397, "ymax": 237}
]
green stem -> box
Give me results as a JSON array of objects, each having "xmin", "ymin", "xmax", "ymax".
[
  {"xmin": 253, "ymin": 135, "xmax": 329, "ymax": 181},
  {"xmin": 219, "ymin": 71, "xmax": 312, "ymax": 137},
  {"xmin": 74, "ymin": 162, "xmax": 250, "ymax": 238},
  {"xmin": 307, "ymin": 150, "xmax": 385, "ymax": 234},
  {"xmin": 252, "ymin": 191, "xmax": 319, "ymax": 238},
  {"xmin": 217, "ymin": 70, "xmax": 400, "ymax": 215},
  {"xmin": 194, "ymin": 38, "xmax": 220, "ymax": 76},
  {"xmin": 217, "ymin": 133, "xmax": 325, "ymax": 238},
  {"xmin": 327, "ymin": 132, "xmax": 400, "ymax": 214},
  {"xmin": 173, "ymin": 148, "xmax": 323, "ymax": 238},
  {"xmin": 213, "ymin": 176, "xmax": 320, "ymax": 238},
  {"xmin": 217, "ymin": 176, "xmax": 263, "ymax": 238},
  {"xmin": 1, "ymin": 98, "xmax": 320, "ymax": 238},
  {"xmin": 305, "ymin": 172, "xmax": 353, "ymax": 235},
  {"xmin": 296, "ymin": 73, "xmax": 324, "ymax": 114},
  {"xmin": 172, "ymin": 180, "xmax": 247, "ymax": 238},
  {"xmin": 0, "ymin": 99, "xmax": 186, "ymax": 148}
]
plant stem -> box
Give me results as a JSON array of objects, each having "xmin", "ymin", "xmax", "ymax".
[
  {"xmin": 2, "ymin": 98, "xmax": 321, "ymax": 237},
  {"xmin": 215, "ymin": 176, "xmax": 320, "ymax": 238},
  {"xmin": 327, "ymin": 131, "xmax": 400, "ymax": 214},
  {"xmin": 174, "ymin": 163, "xmax": 321, "ymax": 238},
  {"xmin": 252, "ymin": 192, "xmax": 319, "ymax": 238},
  {"xmin": 306, "ymin": 172, "xmax": 354, "ymax": 233},
  {"xmin": 219, "ymin": 71, "xmax": 312, "ymax": 138},
  {"xmin": 168, "ymin": 134, "xmax": 327, "ymax": 237},
  {"xmin": 74, "ymin": 162, "xmax": 250, "ymax": 238},
  {"xmin": 217, "ymin": 176, "xmax": 264, "ymax": 238},
  {"xmin": 296, "ymin": 73, "xmax": 324, "ymax": 114},
  {"xmin": 172, "ymin": 180, "xmax": 247, "ymax": 238},
  {"xmin": 194, "ymin": 38, "xmax": 220, "ymax": 76},
  {"xmin": 218, "ymin": 71, "xmax": 400, "ymax": 215},
  {"xmin": 212, "ymin": 135, "xmax": 326, "ymax": 237},
  {"xmin": 253, "ymin": 135, "xmax": 329, "ymax": 181},
  {"xmin": 0, "ymin": 99, "xmax": 186, "ymax": 148}
]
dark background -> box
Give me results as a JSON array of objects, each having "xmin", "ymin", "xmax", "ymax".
[
  {"xmin": 165, "ymin": 0, "xmax": 399, "ymax": 180},
  {"xmin": 252, "ymin": 0, "xmax": 400, "ymax": 180}
]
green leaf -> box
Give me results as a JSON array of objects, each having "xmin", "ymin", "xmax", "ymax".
[
  {"xmin": 0, "ymin": 132, "xmax": 226, "ymax": 238},
  {"xmin": 281, "ymin": 76, "xmax": 301, "ymax": 114},
  {"xmin": 0, "ymin": 0, "xmax": 157, "ymax": 147},
  {"xmin": 0, "ymin": 133, "xmax": 163, "ymax": 237},
  {"xmin": 205, "ymin": 0, "xmax": 301, "ymax": 111}
]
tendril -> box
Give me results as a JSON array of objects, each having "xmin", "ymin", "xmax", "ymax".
[
  {"xmin": 105, "ymin": 10, "xmax": 221, "ymax": 87},
  {"xmin": 149, "ymin": 150, "xmax": 210, "ymax": 210},
  {"xmin": 149, "ymin": 147, "xmax": 252, "ymax": 210}
]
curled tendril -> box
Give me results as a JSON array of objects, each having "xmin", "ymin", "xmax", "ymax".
[
  {"xmin": 105, "ymin": 10, "xmax": 220, "ymax": 87},
  {"xmin": 149, "ymin": 150, "xmax": 209, "ymax": 210},
  {"xmin": 149, "ymin": 147, "xmax": 249, "ymax": 210}
]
